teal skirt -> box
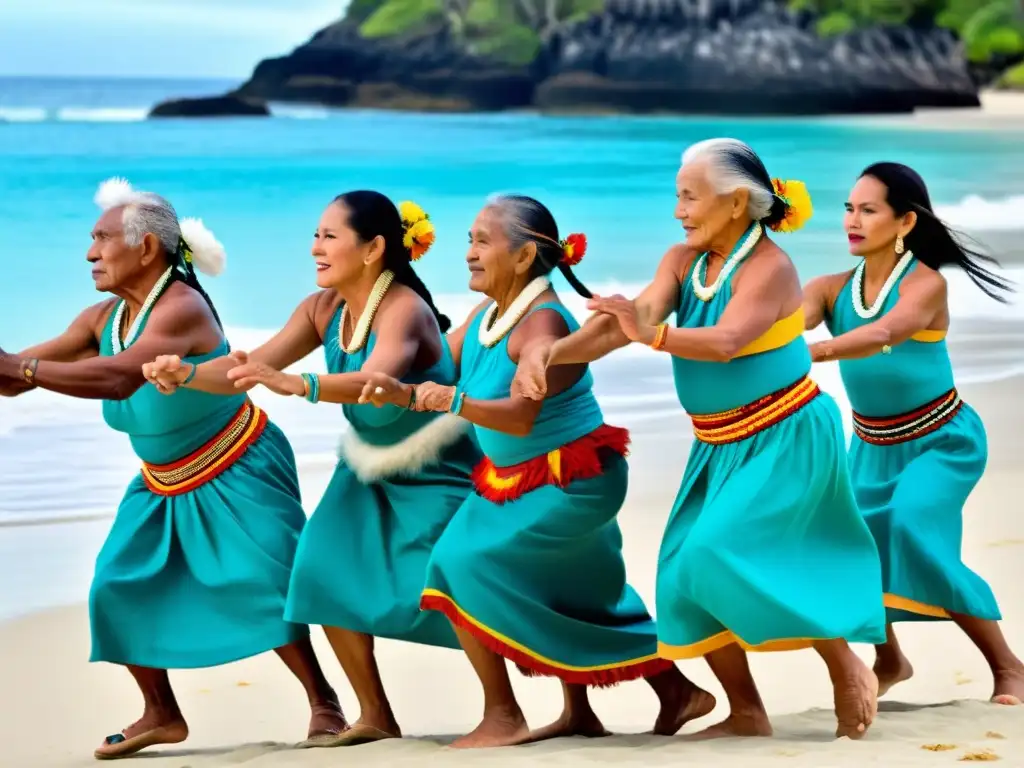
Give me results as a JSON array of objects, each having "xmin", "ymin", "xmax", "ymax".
[
  {"xmin": 284, "ymin": 435, "xmax": 479, "ymax": 648},
  {"xmin": 850, "ymin": 402, "xmax": 1000, "ymax": 623},
  {"xmin": 89, "ymin": 421, "xmax": 309, "ymax": 669},
  {"xmin": 657, "ymin": 392, "xmax": 887, "ymax": 658},
  {"xmin": 421, "ymin": 455, "xmax": 672, "ymax": 686}
]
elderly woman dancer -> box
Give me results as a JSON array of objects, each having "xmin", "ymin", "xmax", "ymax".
[
  {"xmin": 363, "ymin": 194, "xmax": 714, "ymax": 749},
  {"xmin": 803, "ymin": 162, "xmax": 1024, "ymax": 705},
  {"xmin": 145, "ymin": 191, "xmax": 482, "ymax": 746},
  {"xmin": 515, "ymin": 140, "xmax": 889, "ymax": 740},
  {"xmin": 0, "ymin": 179, "xmax": 343, "ymax": 759}
]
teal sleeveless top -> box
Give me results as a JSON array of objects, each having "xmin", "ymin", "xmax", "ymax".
[
  {"xmin": 672, "ymin": 260, "xmax": 812, "ymax": 415},
  {"xmin": 825, "ymin": 259, "xmax": 955, "ymax": 418},
  {"xmin": 460, "ymin": 301, "xmax": 604, "ymax": 467},
  {"xmin": 100, "ymin": 301, "xmax": 245, "ymax": 465},
  {"xmin": 325, "ymin": 304, "xmax": 459, "ymax": 447}
]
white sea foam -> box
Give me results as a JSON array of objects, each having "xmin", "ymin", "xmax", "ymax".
[{"xmin": 935, "ymin": 194, "xmax": 1024, "ymax": 233}]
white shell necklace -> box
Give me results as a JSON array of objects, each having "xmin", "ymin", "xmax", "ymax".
[
  {"xmin": 691, "ymin": 221, "xmax": 764, "ymax": 302},
  {"xmin": 478, "ymin": 276, "xmax": 551, "ymax": 348},
  {"xmin": 851, "ymin": 251, "xmax": 915, "ymax": 319},
  {"xmin": 340, "ymin": 269, "xmax": 395, "ymax": 354},
  {"xmin": 111, "ymin": 266, "xmax": 174, "ymax": 353}
]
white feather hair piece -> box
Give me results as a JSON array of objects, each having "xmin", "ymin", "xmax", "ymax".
[
  {"xmin": 94, "ymin": 177, "xmax": 150, "ymax": 210},
  {"xmin": 179, "ymin": 217, "xmax": 226, "ymax": 277}
]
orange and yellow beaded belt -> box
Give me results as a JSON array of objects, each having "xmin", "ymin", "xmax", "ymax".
[
  {"xmin": 472, "ymin": 424, "xmax": 630, "ymax": 504},
  {"xmin": 853, "ymin": 388, "xmax": 961, "ymax": 446},
  {"xmin": 689, "ymin": 376, "xmax": 820, "ymax": 445},
  {"xmin": 141, "ymin": 400, "xmax": 267, "ymax": 496}
]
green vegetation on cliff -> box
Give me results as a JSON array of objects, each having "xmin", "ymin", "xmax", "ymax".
[
  {"xmin": 351, "ymin": 0, "xmax": 604, "ymax": 64},
  {"xmin": 792, "ymin": 0, "xmax": 1024, "ymax": 63}
]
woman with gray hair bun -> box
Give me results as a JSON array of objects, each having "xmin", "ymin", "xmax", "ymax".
[
  {"xmin": 0, "ymin": 179, "xmax": 344, "ymax": 758},
  {"xmin": 362, "ymin": 193, "xmax": 715, "ymax": 748},
  {"xmin": 514, "ymin": 139, "xmax": 888, "ymax": 741}
]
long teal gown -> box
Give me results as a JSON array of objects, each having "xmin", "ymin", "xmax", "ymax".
[
  {"xmin": 826, "ymin": 259, "xmax": 1000, "ymax": 623},
  {"xmin": 90, "ymin": 303, "xmax": 309, "ymax": 669},
  {"xmin": 421, "ymin": 301, "xmax": 673, "ymax": 686},
  {"xmin": 656, "ymin": 249, "xmax": 887, "ymax": 660},
  {"xmin": 284, "ymin": 305, "xmax": 480, "ymax": 648}
]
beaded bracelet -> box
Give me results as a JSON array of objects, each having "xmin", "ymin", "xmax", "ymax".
[
  {"xmin": 300, "ymin": 372, "xmax": 321, "ymax": 404},
  {"xmin": 649, "ymin": 323, "xmax": 669, "ymax": 351},
  {"xmin": 181, "ymin": 363, "xmax": 198, "ymax": 386}
]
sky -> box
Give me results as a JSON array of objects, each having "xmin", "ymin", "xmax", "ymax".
[{"xmin": 0, "ymin": 1, "xmax": 348, "ymax": 78}]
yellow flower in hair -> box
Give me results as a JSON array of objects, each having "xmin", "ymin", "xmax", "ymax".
[
  {"xmin": 769, "ymin": 179, "xmax": 813, "ymax": 234},
  {"xmin": 399, "ymin": 200, "xmax": 427, "ymax": 225},
  {"xmin": 404, "ymin": 218, "xmax": 435, "ymax": 261}
]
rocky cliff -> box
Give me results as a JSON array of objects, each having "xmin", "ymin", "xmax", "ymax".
[{"xmin": 153, "ymin": 0, "xmax": 980, "ymax": 117}]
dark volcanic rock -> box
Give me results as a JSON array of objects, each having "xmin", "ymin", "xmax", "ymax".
[
  {"xmin": 149, "ymin": 95, "xmax": 270, "ymax": 118},
  {"xmin": 194, "ymin": 1, "xmax": 979, "ymax": 116}
]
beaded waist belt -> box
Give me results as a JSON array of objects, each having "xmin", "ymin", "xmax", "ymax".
[
  {"xmin": 690, "ymin": 376, "xmax": 820, "ymax": 445},
  {"xmin": 853, "ymin": 388, "xmax": 961, "ymax": 446},
  {"xmin": 472, "ymin": 424, "xmax": 629, "ymax": 505},
  {"xmin": 141, "ymin": 400, "xmax": 268, "ymax": 496}
]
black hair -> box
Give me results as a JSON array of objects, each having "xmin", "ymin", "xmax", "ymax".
[
  {"xmin": 173, "ymin": 259, "xmax": 224, "ymax": 330},
  {"xmin": 860, "ymin": 162, "xmax": 1012, "ymax": 302},
  {"xmin": 487, "ymin": 194, "xmax": 592, "ymax": 298},
  {"xmin": 333, "ymin": 190, "xmax": 451, "ymax": 332}
]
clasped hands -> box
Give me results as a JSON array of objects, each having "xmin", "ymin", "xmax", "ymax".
[
  {"xmin": 141, "ymin": 351, "xmax": 305, "ymax": 396},
  {"xmin": 357, "ymin": 373, "xmax": 455, "ymax": 413},
  {"xmin": 512, "ymin": 293, "xmax": 651, "ymax": 402}
]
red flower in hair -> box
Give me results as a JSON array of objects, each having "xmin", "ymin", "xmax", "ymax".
[{"xmin": 560, "ymin": 233, "xmax": 587, "ymax": 266}]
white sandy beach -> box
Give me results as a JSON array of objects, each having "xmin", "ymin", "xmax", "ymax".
[
  {"xmin": 1, "ymin": 372, "xmax": 1021, "ymax": 767},
  {"xmin": 860, "ymin": 88, "xmax": 1024, "ymax": 132}
]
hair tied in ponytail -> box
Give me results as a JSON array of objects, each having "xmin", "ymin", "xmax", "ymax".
[
  {"xmin": 768, "ymin": 179, "xmax": 813, "ymax": 234},
  {"xmin": 560, "ymin": 233, "xmax": 587, "ymax": 266},
  {"xmin": 398, "ymin": 200, "xmax": 435, "ymax": 261}
]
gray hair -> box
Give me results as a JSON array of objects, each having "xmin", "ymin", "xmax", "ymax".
[
  {"xmin": 483, "ymin": 193, "xmax": 563, "ymax": 270},
  {"xmin": 122, "ymin": 194, "xmax": 181, "ymax": 255},
  {"xmin": 681, "ymin": 138, "xmax": 776, "ymax": 222}
]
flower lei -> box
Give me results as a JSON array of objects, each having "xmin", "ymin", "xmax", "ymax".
[
  {"xmin": 399, "ymin": 200, "xmax": 436, "ymax": 261},
  {"xmin": 560, "ymin": 232, "xmax": 587, "ymax": 266},
  {"xmin": 768, "ymin": 178, "xmax": 813, "ymax": 234}
]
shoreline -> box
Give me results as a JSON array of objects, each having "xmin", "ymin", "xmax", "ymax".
[{"xmin": 1, "ymin": 374, "xmax": 1021, "ymax": 765}]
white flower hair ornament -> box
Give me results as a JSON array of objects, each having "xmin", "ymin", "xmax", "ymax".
[
  {"xmin": 178, "ymin": 218, "xmax": 226, "ymax": 277},
  {"xmin": 93, "ymin": 177, "xmax": 225, "ymax": 277}
]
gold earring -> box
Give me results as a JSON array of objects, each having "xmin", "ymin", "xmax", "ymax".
[{"xmin": 895, "ymin": 235, "xmax": 904, "ymax": 255}]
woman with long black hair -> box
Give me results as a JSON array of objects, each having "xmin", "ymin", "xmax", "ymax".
[
  {"xmin": 803, "ymin": 162, "xmax": 1023, "ymax": 706},
  {"xmin": 144, "ymin": 191, "xmax": 483, "ymax": 746}
]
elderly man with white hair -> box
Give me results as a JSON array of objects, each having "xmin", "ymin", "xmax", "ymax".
[
  {"xmin": 0, "ymin": 179, "xmax": 345, "ymax": 758},
  {"xmin": 513, "ymin": 139, "xmax": 887, "ymax": 741}
]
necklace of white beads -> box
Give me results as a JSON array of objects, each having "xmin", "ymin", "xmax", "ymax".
[
  {"xmin": 340, "ymin": 269, "xmax": 395, "ymax": 354},
  {"xmin": 691, "ymin": 222, "xmax": 763, "ymax": 302},
  {"xmin": 478, "ymin": 276, "xmax": 551, "ymax": 348},
  {"xmin": 851, "ymin": 250, "xmax": 915, "ymax": 319},
  {"xmin": 110, "ymin": 266, "xmax": 174, "ymax": 353}
]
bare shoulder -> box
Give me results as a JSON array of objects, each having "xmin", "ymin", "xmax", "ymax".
[
  {"xmin": 308, "ymin": 288, "xmax": 344, "ymax": 336},
  {"xmin": 662, "ymin": 243, "xmax": 698, "ymax": 280},
  {"xmin": 154, "ymin": 281, "xmax": 216, "ymax": 325},
  {"xmin": 903, "ymin": 260, "xmax": 947, "ymax": 294},
  {"xmin": 738, "ymin": 237, "xmax": 799, "ymax": 286},
  {"xmin": 806, "ymin": 268, "xmax": 856, "ymax": 300},
  {"xmin": 381, "ymin": 283, "xmax": 431, "ymax": 320}
]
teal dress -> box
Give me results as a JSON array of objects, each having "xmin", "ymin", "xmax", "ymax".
[
  {"xmin": 656, "ymin": 260, "xmax": 887, "ymax": 659},
  {"xmin": 826, "ymin": 260, "xmax": 1000, "ymax": 623},
  {"xmin": 90, "ymin": 303, "xmax": 308, "ymax": 669},
  {"xmin": 284, "ymin": 306, "xmax": 480, "ymax": 648},
  {"xmin": 421, "ymin": 301, "xmax": 673, "ymax": 686}
]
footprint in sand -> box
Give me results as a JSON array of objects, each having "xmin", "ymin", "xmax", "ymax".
[
  {"xmin": 236, "ymin": 681, "xmax": 252, "ymax": 687},
  {"xmin": 985, "ymin": 539, "xmax": 1024, "ymax": 548},
  {"xmin": 959, "ymin": 751, "xmax": 1000, "ymax": 762},
  {"xmin": 921, "ymin": 744, "xmax": 957, "ymax": 751},
  {"xmin": 985, "ymin": 731, "xmax": 1005, "ymax": 739}
]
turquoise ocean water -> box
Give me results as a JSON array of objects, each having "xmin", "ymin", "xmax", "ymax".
[{"xmin": 2, "ymin": 76, "xmax": 1024, "ymax": 616}]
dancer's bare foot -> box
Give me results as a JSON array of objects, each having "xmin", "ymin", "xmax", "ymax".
[
  {"xmin": 991, "ymin": 667, "xmax": 1024, "ymax": 705},
  {"xmin": 528, "ymin": 706, "xmax": 610, "ymax": 743},
  {"xmin": 874, "ymin": 652, "xmax": 914, "ymax": 698},
  {"xmin": 303, "ymin": 698, "xmax": 348, "ymax": 744},
  {"xmin": 652, "ymin": 680, "xmax": 717, "ymax": 736},
  {"xmin": 94, "ymin": 713, "xmax": 188, "ymax": 760},
  {"xmin": 683, "ymin": 710, "xmax": 772, "ymax": 741},
  {"xmin": 833, "ymin": 657, "xmax": 878, "ymax": 739},
  {"xmin": 450, "ymin": 706, "xmax": 531, "ymax": 749}
]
